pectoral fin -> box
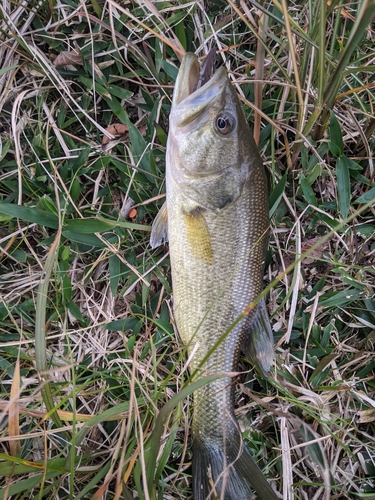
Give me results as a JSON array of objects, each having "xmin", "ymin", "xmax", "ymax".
[
  {"xmin": 150, "ymin": 202, "xmax": 168, "ymax": 248},
  {"xmin": 243, "ymin": 297, "xmax": 274, "ymax": 376},
  {"xmin": 183, "ymin": 208, "xmax": 212, "ymax": 265}
]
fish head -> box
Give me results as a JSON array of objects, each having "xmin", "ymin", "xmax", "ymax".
[{"xmin": 168, "ymin": 53, "xmax": 259, "ymax": 213}]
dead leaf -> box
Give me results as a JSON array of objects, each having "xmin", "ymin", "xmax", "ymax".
[
  {"xmin": 284, "ymin": 235, "xmax": 330, "ymax": 267},
  {"xmin": 358, "ymin": 408, "xmax": 375, "ymax": 423},
  {"xmin": 54, "ymin": 50, "xmax": 83, "ymax": 67},
  {"xmin": 102, "ymin": 124, "xmax": 147, "ymax": 150},
  {"xmin": 102, "ymin": 123, "xmax": 129, "ymax": 147},
  {"xmin": 9, "ymin": 357, "xmax": 21, "ymax": 457}
]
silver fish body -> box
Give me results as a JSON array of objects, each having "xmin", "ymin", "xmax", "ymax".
[{"xmin": 151, "ymin": 53, "xmax": 275, "ymax": 500}]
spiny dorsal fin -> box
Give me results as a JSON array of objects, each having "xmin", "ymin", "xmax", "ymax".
[{"xmin": 150, "ymin": 201, "xmax": 168, "ymax": 248}]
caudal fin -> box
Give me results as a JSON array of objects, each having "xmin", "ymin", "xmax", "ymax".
[{"xmin": 192, "ymin": 428, "xmax": 277, "ymax": 500}]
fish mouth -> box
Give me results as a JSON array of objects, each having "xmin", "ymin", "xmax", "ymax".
[{"xmin": 172, "ymin": 50, "xmax": 227, "ymax": 108}]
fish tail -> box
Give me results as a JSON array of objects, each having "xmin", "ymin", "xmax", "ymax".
[{"xmin": 192, "ymin": 424, "xmax": 276, "ymax": 500}]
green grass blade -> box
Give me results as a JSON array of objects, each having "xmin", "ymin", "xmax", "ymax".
[
  {"xmin": 336, "ymin": 156, "xmax": 351, "ymax": 219},
  {"xmin": 0, "ymin": 203, "xmax": 58, "ymax": 229},
  {"xmin": 323, "ymin": 0, "xmax": 375, "ymax": 111},
  {"xmin": 34, "ymin": 231, "xmax": 64, "ymax": 429}
]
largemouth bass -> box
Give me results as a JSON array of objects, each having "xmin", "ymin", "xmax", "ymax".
[{"xmin": 151, "ymin": 52, "xmax": 276, "ymax": 500}]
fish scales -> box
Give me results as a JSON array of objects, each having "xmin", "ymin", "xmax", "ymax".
[
  {"xmin": 168, "ymin": 165, "xmax": 267, "ymax": 420},
  {"xmin": 151, "ymin": 52, "xmax": 276, "ymax": 500}
]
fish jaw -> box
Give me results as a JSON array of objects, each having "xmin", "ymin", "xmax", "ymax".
[{"xmin": 172, "ymin": 52, "xmax": 200, "ymax": 107}]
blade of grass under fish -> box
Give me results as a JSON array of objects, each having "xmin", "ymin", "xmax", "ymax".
[
  {"xmin": 34, "ymin": 229, "xmax": 64, "ymax": 429},
  {"xmin": 146, "ymin": 375, "xmax": 227, "ymax": 497},
  {"xmin": 147, "ymin": 371, "xmax": 278, "ymax": 499}
]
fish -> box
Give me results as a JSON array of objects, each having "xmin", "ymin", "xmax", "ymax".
[{"xmin": 150, "ymin": 51, "xmax": 276, "ymax": 500}]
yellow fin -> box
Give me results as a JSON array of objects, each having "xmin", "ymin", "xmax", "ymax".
[
  {"xmin": 150, "ymin": 202, "xmax": 168, "ymax": 248},
  {"xmin": 183, "ymin": 209, "xmax": 212, "ymax": 264}
]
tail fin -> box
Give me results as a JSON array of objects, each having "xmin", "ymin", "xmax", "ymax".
[{"xmin": 192, "ymin": 428, "xmax": 277, "ymax": 500}]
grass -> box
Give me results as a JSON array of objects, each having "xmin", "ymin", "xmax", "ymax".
[{"xmin": 0, "ymin": 0, "xmax": 375, "ymax": 498}]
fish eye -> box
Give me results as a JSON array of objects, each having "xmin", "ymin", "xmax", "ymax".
[{"xmin": 215, "ymin": 114, "xmax": 233, "ymax": 134}]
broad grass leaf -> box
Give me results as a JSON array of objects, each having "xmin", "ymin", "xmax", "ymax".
[
  {"xmin": 62, "ymin": 274, "xmax": 72, "ymax": 302},
  {"xmin": 321, "ymin": 321, "xmax": 335, "ymax": 349},
  {"xmin": 70, "ymin": 148, "xmax": 91, "ymax": 172},
  {"xmin": 155, "ymin": 123, "xmax": 167, "ymax": 147},
  {"xmin": 336, "ymin": 156, "xmax": 350, "ymax": 219},
  {"xmin": 109, "ymin": 254, "xmax": 121, "ymax": 295},
  {"xmin": 70, "ymin": 178, "xmax": 81, "ymax": 201},
  {"xmin": 299, "ymin": 424, "xmax": 328, "ymax": 471},
  {"xmin": 156, "ymin": 59, "xmax": 178, "ymax": 80},
  {"xmin": 152, "ymin": 318, "xmax": 174, "ymax": 335},
  {"xmin": 309, "ymin": 353, "xmax": 337, "ymax": 388},
  {"xmin": 103, "ymin": 95, "xmax": 128, "ymax": 123},
  {"xmin": 0, "ymin": 213, "xmax": 13, "ymax": 222},
  {"xmin": 329, "ymin": 111, "xmax": 343, "ymax": 157},
  {"xmin": 62, "ymin": 231, "xmax": 105, "ymax": 248},
  {"xmin": 0, "ymin": 472, "xmax": 61, "ymax": 498},
  {"xmin": 64, "ymin": 217, "xmax": 151, "ymax": 233},
  {"xmin": 65, "ymin": 218, "xmax": 114, "ymax": 233},
  {"xmin": 107, "ymin": 85, "xmax": 132, "ymax": 100},
  {"xmin": 354, "ymin": 185, "xmax": 375, "ymax": 204},
  {"xmin": 0, "ymin": 64, "xmax": 19, "ymax": 77},
  {"xmin": 78, "ymin": 75, "xmax": 109, "ymax": 96},
  {"xmin": 105, "ymin": 317, "xmax": 140, "ymax": 331},
  {"xmin": 141, "ymin": 282, "xmax": 149, "ymax": 306},
  {"xmin": 0, "ymin": 203, "xmax": 58, "ymax": 229},
  {"xmin": 345, "ymin": 157, "xmax": 362, "ymax": 171},
  {"xmin": 0, "ymin": 356, "xmax": 11, "ymax": 369},
  {"xmin": 175, "ymin": 20, "xmax": 187, "ymax": 51},
  {"xmin": 37, "ymin": 196, "xmax": 58, "ymax": 214},
  {"xmin": 126, "ymin": 120, "xmax": 157, "ymax": 177},
  {"xmin": 68, "ymin": 301, "xmax": 86, "ymax": 323},
  {"xmin": 300, "ymin": 174, "xmax": 317, "ymax": 206},
  {"xmin": 319, "ymin": 288, "xmax": 363, "ymax": 308},
  {"xmin": 269, "ymin": 173, "xmax": 287, "ymax": 217}
]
